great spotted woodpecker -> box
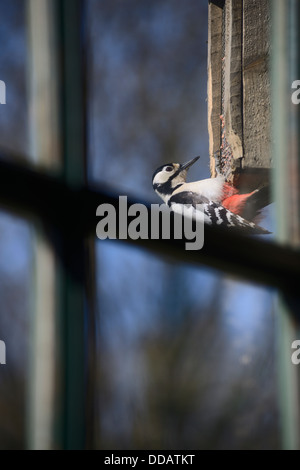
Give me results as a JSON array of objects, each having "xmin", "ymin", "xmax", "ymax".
[{"xmin": 152, "ymin": 156, "xmax": 270, "ymax": 234}]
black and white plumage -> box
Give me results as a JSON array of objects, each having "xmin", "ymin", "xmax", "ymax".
[{"xmin": 152, "ymin": 157, "xmax": 270, "ymax": 235}]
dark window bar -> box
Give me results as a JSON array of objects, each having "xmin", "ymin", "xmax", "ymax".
[{"xmin": 0, "ymin": 157, "xmax": 299, "ymax": 298}]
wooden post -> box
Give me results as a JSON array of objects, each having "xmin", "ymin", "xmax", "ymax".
[
  {"xmin": 208, "ymin": 0, "xmax": 272, "ymax": 191},
  {"xmin": 242, "ymin": 0, "xmax": 271, "ymax": 189}
]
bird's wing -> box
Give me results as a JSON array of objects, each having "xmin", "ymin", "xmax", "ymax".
[{"xmin": 168, "ymin": 191, "xmax": 270, "ymax": 234}]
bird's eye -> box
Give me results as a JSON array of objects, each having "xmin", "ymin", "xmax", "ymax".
[{"xmin": 165, "ymin": 166, "xmax": 173, "ymax": 172}]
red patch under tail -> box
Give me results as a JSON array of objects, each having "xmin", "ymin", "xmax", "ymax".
[{"xmin": 222, "ymin": 190, "xmax": 258, "ymax": 215}]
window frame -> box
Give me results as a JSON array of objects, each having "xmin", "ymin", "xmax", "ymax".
[{"xmin": 0, "ymin": 0, "xmax": 300, "ymax": 451}]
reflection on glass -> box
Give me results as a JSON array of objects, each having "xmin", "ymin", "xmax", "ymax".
[
  {"xmin": 0, "ymin": 211, "xmax": 32, "ymax": 449},
  {"xmin": 0, "ymin": 0, "xmax": 61, "ymax": 170},
  {"xmin": 95, "ymin": 241, "xmax": 279, "ymax": 450},
  {"xmin": 87, "ymin": 0, "xmax": 209, "ymax": 199},
  {"xmin": 0, "ymin": 1, "xmax": 29, "ymax": 159},
  {"xmin": 86, "ymin": 0, "xmax": 279, "ymax": 449}
]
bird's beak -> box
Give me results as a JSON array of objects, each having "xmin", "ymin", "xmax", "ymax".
[{"xmin": 180, "ymin": 156, "xmax": 200, "ymax": 172}]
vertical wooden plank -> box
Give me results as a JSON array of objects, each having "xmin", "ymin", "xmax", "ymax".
[
  {"xmin": 209, "ymin": 0, "xmax": 272, "ymax": 191},
  {"xmin": 223, "ymin": 0, "xmax": 243, "ymax": 170},
  {"xmin": 208, "ymin": 1, "xmax": 223, "ymax": 176},
  {"xmin": 243, "ymin": 0, "xmax": 271, "ymax": 173}
]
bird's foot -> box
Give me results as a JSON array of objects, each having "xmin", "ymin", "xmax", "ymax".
[{"xmin": 213, "ymin": 152, "xmax": 223, "ymax": 177}]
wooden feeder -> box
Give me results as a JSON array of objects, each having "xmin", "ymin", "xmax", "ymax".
[{"xmin": 208, "ymin": 0, "xmax": 271, "ymax": 194}]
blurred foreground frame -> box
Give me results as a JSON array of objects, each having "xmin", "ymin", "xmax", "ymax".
[
  {"xmin": 0, "ymin": 0, "xmax": 300, "ymax": 450},
  {"xmin": 0, "ymin": 157, "xmax": 300, "ymax": 291}
]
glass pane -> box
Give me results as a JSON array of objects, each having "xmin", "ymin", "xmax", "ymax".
[
  {"xmin": 0, "ymin": 211, "xmax": 32, "ymax": 449},
  {"xmin": 0, "ymin": 0, "xmax": 62, "ymax": 170},
  {"xmin": 94, "ymin": 241, "xmax": 279, "ymax": 449},
  {"xmin": 88, "ymin": 0, "xmax": 278, "ymax": 449},
  {"xmin": 0, "ymin": 1, "xmax": 29, "ymax": 158},
  {"xmin": 87, "ymin": 0, "xmax": 208, "ymax": 199}
]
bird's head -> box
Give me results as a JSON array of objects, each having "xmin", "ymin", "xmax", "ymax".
[{"xmin": 152, "ymin": 156, "xmax": 200, "ymax": 198}]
